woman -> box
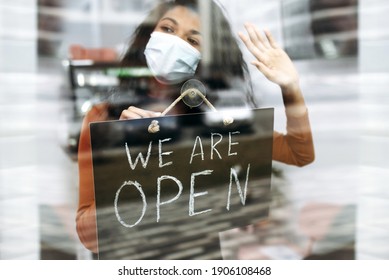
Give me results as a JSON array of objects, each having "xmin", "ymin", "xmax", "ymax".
[{"xmin": 77, "ymin": 0, "xmax": 314, "ymax": 254}]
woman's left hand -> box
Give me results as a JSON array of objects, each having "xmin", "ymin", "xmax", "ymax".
[{"xmin": 239, "ymin": 22, "xmax": 299, "ymax": 90}]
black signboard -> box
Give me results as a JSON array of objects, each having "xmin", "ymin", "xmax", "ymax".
[{"xmin": 90, "ymin": 108, "xmax": 274, "ymax": 259}]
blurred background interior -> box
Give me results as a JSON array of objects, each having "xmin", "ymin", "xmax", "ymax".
[{"xmin": 1, "ymin": 0, "xmax": 388, "ymax": 260}]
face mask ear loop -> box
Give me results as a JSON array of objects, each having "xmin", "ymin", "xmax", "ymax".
[{"xmin": 147, "ymin": 89, "xmax": 234, "ymax": 133}]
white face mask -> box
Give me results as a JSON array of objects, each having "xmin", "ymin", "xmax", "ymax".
[{"xmin": 144, "ymin": 32, "xmax": 201, "ymax": 84}]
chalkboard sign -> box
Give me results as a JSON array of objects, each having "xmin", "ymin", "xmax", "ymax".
[{"xmin": 90, "ymin": 108, "xmax": 274, "ymax": 259}]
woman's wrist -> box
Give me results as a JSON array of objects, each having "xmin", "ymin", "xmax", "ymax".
[
  {"xmin": 281, "ymin": 82, "xmax": 307, "ymax": 118},
  {"xmin": 280, "ymin": 80, "xmax": 300, "ymax": 95}
]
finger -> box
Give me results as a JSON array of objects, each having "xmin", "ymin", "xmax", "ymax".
[
  {"xmin": 239, "ymin": 32, "xmax": 267, "ymax": 63},
  {"xmin": 251, "ymin": 24, "xmax": 271, "ymax": 49},
  {"xmin": 243, "ymin": 23, "xmax": 268, "ymax": 52},
  {"xmin": 245, "ymin": 23, "xmax": 270, "ymax": 50},
  {"xmin": 119, "ymin": 110, "xmax": 141, "ymax": 120},
  {"xmin": 120, "ymin": 106, "xmax": 161, "ymax": 120},
  {"xmin": 251, "ymin": 60, "xmax": 271, "ymax": 78},
  {"xmin": 128, "ymin": 106, "xmax": 161, "ymax": 118},
  {"xmin": 243, "ymin": 23, "xmax": 264, "ymax": 51},
  {"xmin": 264, "ymin": 29, "xmax": 279, "ymax": 49}
]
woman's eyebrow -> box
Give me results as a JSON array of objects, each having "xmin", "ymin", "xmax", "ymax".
[
  {"xmin": 160, "ymin": 17, "xmax": 201, "ymax": 36},
  {"xmin": 160, "ymin": 17, "xmax": 178, "ymax": 25},
  {"xmin": 190, "ymin": 29, "xmax": 201, "ymax": 36}
]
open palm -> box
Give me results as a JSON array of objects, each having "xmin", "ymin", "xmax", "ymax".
[{"xmin": 239, "ymin": 23, "xmax": 299, "ymax": 89}]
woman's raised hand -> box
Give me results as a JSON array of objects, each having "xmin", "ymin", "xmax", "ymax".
[{"xmin": 239, "ymin": 22, "xmax": 299, "ymax": 90}]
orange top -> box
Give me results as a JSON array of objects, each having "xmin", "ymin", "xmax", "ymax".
[{"xmin": 76, "ymin": 103, "xmax": 314, "ymax": 253}]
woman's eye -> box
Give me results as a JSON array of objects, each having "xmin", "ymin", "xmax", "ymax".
[
  {"xmin": 188, "ymin": 38, "xmax": 199, "ymax": 47},
  {"xmin": 161, "ymin": 26, "xmax": 174, "ymax": 33}
]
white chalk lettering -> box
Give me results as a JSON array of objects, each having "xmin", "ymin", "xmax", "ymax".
[
  {"xmin": 156, "ymin": 175, "xmax": 183, "ymax": 222},
  {"xmin": 115, "ymin": 130, "xmax": 252, "ymax": 228},
  {"xmin": 228, "ymin": 131, "xmax": 240, "ymax": 157},
  {"xmin": 125, "ymin": 142, "xmax": 152, "ymax": 170},
  {"xmin": 189, "ymin": 170, "xmax": 213, "ymax": 217},
  {"xmin": 189, "ymin": 136, "xmax": 204, "ymax": 164},
  {"xmin": 114, "ymin": 180, "xmax": 147, "ymax": 228},
  {"xmin": 226, "ymin": 164, "xmax": 251, "ymax": 210},
  {"xmin": 211, "ymin": 133, "xmax": 223, "ymax": 160},
  {"xmin": 159, "ymin": 138, "xmax": 173, "ymax": 168}
]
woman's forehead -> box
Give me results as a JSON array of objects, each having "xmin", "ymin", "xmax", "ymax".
[{"xmin": 160, "ymin": 5, "xmax": 201, "ymax": 30}]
